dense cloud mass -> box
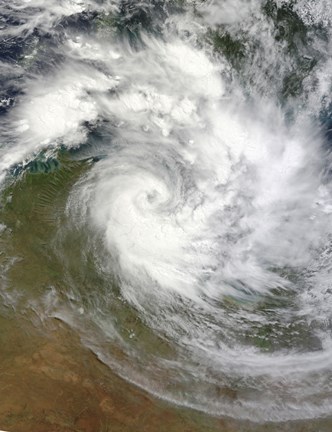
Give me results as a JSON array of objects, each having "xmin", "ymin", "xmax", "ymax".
[{"xmin": 1, "ymin": 0, "xmax": 332, "ymax": 423}]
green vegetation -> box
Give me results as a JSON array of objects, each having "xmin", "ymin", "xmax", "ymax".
[
  {"xmin": 0, "ymin": 152, "xmax": 91, "ymax": 302},
  {"xmin": 263, "ymin": 0, "xmax": 308, "ymax": 51},
  {"xmin": 207, "ymin": 29, "xmax": 246, "ymax": 67}
]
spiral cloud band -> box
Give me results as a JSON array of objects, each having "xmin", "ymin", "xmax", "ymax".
[{"xmin": 1, "ymin": 0, "xmax": 332, "ymax": 424}]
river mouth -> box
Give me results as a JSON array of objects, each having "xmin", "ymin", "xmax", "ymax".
[{"xmin": 1, "ymin": 0, "xmax": 332, "ymax": 430}]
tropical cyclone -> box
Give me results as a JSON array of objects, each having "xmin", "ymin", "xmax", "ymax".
[{"xmin": 1, "ymin": 0, "xmax": 332, "ymax": 424}]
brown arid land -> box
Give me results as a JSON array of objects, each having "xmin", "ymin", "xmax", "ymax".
[{"xmin": 0, "ymin": 315, "xmax": 331, "ymax": 432}]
